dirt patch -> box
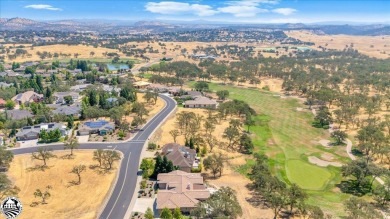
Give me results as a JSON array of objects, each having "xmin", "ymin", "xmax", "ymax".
[
  {"xmin": 7, "ymin": 150, "xmax": 120, "ymax": 219},
  {"xmin": 308, "ymin": 156, "xmax": 342, "ymax": 167},
  {"xmin": 319, "ymin": 139, "xmax": 331, "ymax": 147},
  {"xmin": 205, "ymin": 163, "xmax": 274, "ymax": 219}
]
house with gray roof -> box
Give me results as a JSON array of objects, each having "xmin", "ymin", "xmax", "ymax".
[
  {"xmin": 183, "ymin": 96, "xmax": 218, "ymax": 109},
  {"xmin": 78, "ymin": 120, "xmax": 115, "ymax": 136},
  {"xmin": 161, "ymin": 143, "xmax": 199, "ymax": 173},
  {"xmin": 53, "ymin": 92, "xmax": 80, "ymax": 104},
  {"xmin": 6, "ymin": 109, "xmax": 33, "ymax": 120},
  {"xmin": 0, "ymin": 82, "xmax": 12, "ymax": 88},
  {"xmin": 70, "ymin": 84, "xmax": 92, "ymax": 92},
  {"xmin": 52, "ymin": 105, "xmax": 81, "ymax": 118},
  {"xmin": 16, "ymin": 123, "xmax": 67, "ymax": 141}
]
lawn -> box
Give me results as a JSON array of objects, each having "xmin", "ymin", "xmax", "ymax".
[
  {"xmin": 190, "ymin": 82, "xmax": 351, "ymax": 217},
  {"xmin": 286, "ymin": 159, "xmax": 332, "ymax": 190}
]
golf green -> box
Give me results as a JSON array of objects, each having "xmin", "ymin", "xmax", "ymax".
[{"xmin": 286, "ymin": 160, "xmax": 332, "ymax": 190}]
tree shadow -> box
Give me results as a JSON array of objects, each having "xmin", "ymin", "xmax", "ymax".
[
  {"xmin": 245, "ymin": 184, "xmax": 269, "ymax": 209},
  {"xmin": 59, "ymin": 154, "xmax": 74, "ymax": 160},
  {"xmin": 66, "ymin": 180, "xmax": 80, "ymax": 188},
  {"xmin": 89, "ymin": 164, "xmax": 111, "ymax": 175},
  {"xmin": 336, "ymin": 180, "xmax": 371, "ymax": 196},
  {"xmin": 30, "ymin": 201, "xmax": 40, "ymax": 207},
  {"xmin": 26, "ymin": 165, "xmax": 49, "ymax": 172}
]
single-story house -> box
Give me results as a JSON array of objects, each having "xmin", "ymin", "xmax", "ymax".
[
  {"xmin": 78, "ymin": 120, "xmax": 115, "ymax": 136},
  {"xmin": 52, "ymin": 105, "xmax": 81, "ymax": 118},
  {"xmin": 5, "ymin": 109, "xmax": 34, "ymax": 120},
  {"xmin": 102, "ymin": 84, "xmax": 121, "ymax": 94},
  {"xmin": 157, "ymin": 170, "xmax": 210, "ymax": 214},
  {"xmin": 148, "ymin": 83, "xmax": 169, "ymax": 93},
  {"xmin": 16, "ymin": 123, "xmax": 68, "ymax": 141},
  {"xmin": 12, "ymin": 91, "xmax": 43, "ymax": 105},
  {"xmin": 76, "ymin": 79, "xmax": 87, "ymax": 84},
  {"xmin": 70, "ymin": 84, "xmax": 92, "ymax": 92},
  {"xmin": 13, "ymin": 67, "xmax": 26, "ymax": 72},
  {"xmin": 183, "ymin": 96, "xmax": 218, "ymax": 109},
  {"xmin": 180, "ymin": 90, "xmax": 202, "ymax": 100},
  {"xmin": 0, "ymin": 82, "xmax": 12, "ymax": 88},
  {"xmin": 161, "ymin": 143, "xmax": 199, "ymax": 173},
  {"xmin": 133, "ymin": 81, "xmax": 151, "ymax": 89},
  {"xmin": 53, "ymin": 92, "xmax": 80, "ymax": 104}
]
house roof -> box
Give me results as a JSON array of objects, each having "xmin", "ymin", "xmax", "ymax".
[
  {"xmin": 16, "ymin": 123, "xmax": 66, "ymax": 138},
  {"xmin": 134, "ymin": 81, "xmax": 151, "ymax": 86},
  {"xmin": 52, "ymin": 105, "xmax": 81, "ymax": 116},
  {"xmin": 11, "ymin": 91, "xmax": 43, "ymax": 103},
  {"xmin": 0, "ymin": 99, "xmax": 6, "ymax": 105},
  {"xmin": 184, "ymin": 96, "xmax": 217, "ymax": 105},
  {"xmin": 6, "ymin": 109, "xmax": 33, "ymax": 120},
  {"xmin": 53, "ymin": 92, "xmax": 79, "ymax": 98},
  {"xmin": 79, "ymin": 120, "xmax": 115, "ymax": 131},
  {"xmin": 162, "ymin": 143, "xmax": 196, "ymax": 169},
  {"xmin": 157, "ymin": 170, "xmax": 210, "ymax": 210}
]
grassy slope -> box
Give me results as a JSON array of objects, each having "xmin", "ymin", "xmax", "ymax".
[{"xmin": 201, "ymin": 83, "xmax": 351, "ymax": 217}]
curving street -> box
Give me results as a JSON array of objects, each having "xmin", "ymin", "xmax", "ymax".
[{"xmin": 10, "ymin": 94, "xmax": 177, "ymax": 219}]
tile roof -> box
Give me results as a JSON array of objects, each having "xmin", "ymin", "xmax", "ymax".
[{"xmin": 157, "ymin": 170, "xmax": 210, "ymax": 210}]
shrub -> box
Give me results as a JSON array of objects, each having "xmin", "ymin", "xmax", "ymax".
[
  {"xmin": 141, "ymin": 181, "xmax": 147, "ymax": 189},
  {"xmin": 148, "ymin": 143, "xmax": 157, "ymax": 150}
]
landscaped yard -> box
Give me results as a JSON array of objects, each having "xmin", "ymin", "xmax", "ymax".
[{"xmin": 191, "ymin": 82, "xmax": 352, "ymax": 217}]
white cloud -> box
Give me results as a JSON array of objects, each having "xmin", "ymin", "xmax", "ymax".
[
  {"xmin": 145, "ymin": 2, "xmax": 217, "ymax": 16},
  {"xmin": 24, "ymin": 4, "xmax": 62, "ymax": 11},
  {"xmin": 218, "ymin": 6, "xmax": 268, "ymax": 17},
  {"xmin": 272, "ymin": 8, "xmax": 297, "ymax": 16},
  {"xmin": 218, "ymin": 0, "xmax": 276, "ymax": 17}
]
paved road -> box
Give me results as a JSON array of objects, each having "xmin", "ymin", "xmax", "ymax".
[{"xmin": 11, "ymin": 94, "xmax": 176, "ymax": 219}]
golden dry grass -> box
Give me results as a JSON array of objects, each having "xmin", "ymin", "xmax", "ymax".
[
  {"xmin": 151, "ymin": 107, "xmax": 274, "ymax": 218},
  {"xmin": 286, "ymin": 30, "xmax": 390, "ymax": 59},
  {"xmin": 124, "ymin": 93, "xmax": 165, "ymax": 124},
  {"xmin": 5, "ymin": 44, "xmax": 125, "ymax": 62},
  {"xmin": 7, "ymin": 150, "xmax": 120, "ymax": 219}
]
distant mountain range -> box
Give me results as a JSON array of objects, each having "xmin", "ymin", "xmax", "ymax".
[{"xmin": 1, "ymin": 17, "xmax": 389, "ymax": 35}]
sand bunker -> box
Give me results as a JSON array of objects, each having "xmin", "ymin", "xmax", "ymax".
[
  {"xmin": 308, "ymin": 156, "xmax": 342, "ymax": 167},
  {"xmin": 319, "ymin": 139, "xmax": 331, "ymax": 147}
]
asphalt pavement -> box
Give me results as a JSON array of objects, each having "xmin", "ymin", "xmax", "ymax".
[{"xmin": 11, "ymin": 94, "xmax": 177, "ymax": 219}]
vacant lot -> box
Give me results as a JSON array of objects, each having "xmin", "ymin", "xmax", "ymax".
[
  {"xmin": 7, "ymin": 150, "xmax": 120, "ymax": 219},
  {"xmin": 286, "ymin": 30, "xmax": 390, "ymax": 59}
]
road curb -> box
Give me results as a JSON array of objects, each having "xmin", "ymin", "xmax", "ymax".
[{"xmin": 123, "ymin": 95, "xmax": 177, "ymax": 219}]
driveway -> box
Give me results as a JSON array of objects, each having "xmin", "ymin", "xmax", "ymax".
[{"xmin": 10, "ymin": 94, "xmax": 177, "ymax": 219}]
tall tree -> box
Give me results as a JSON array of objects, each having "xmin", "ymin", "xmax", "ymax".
[
  {"xmin": 31, "ymin": 147, "xmax": 56, "ymax": 167},
  {"xmin": 64, "ymin": 137, "xmax": 79, "ymax": 156},
  {"xmin": 71, "ymin": 165, "xmax": 86, "ymax": 185}
]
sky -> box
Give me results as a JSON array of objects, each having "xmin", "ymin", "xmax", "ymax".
[{"xmin": 1, "ymin": 0, "xmax": 389, "ymax": 24}]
